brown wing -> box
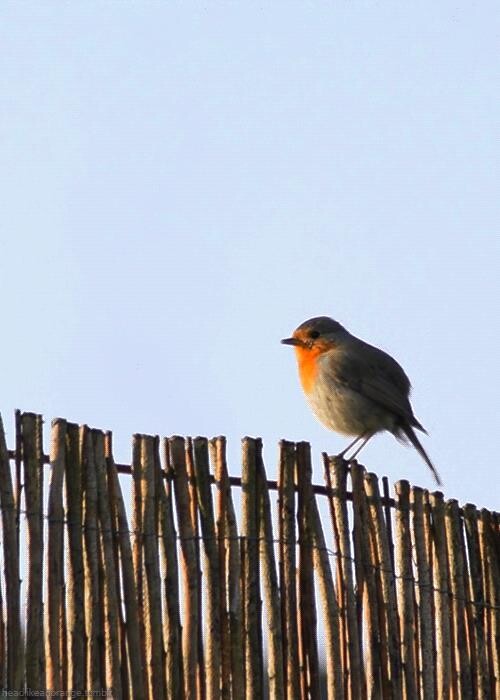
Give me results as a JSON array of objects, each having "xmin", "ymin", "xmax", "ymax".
[{"xmin": 326, "ymin": 337, "xmax": 424, "ymax": 429}]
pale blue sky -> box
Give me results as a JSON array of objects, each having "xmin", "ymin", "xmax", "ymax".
[{"xmin": 1, "ymin": 2, "xmax": 499, "ymax": 509}]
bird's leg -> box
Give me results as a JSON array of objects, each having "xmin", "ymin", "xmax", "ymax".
[
  {"xmin": 348, "ymin": 432, "xmax": 374, "ymax": 461},
  {"xmin": 336, "ymin": 433, "xmax": 367, "ymax": 460}
]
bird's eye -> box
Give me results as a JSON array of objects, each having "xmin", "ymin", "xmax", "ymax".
[{"xmin": 308, "ymin": 330, "xmax": 320, "ymax": 339}]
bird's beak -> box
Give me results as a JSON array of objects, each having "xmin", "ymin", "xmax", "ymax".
[{"xmin": 281, "ymin": 337, "xmax": 303, "ymax": 347}]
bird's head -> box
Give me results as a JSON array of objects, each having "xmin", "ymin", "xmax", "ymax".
[{"xmin": 281, "ymin": 316, "xmax": 347, "ymax": 353}]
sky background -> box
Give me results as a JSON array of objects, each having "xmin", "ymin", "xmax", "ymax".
[{"xmin": 1, "ymin": 1, "xmax": 499, "ymax": 510}]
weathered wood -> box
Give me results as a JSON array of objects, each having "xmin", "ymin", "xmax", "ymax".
[
  {"xmin": 185, "ymin": 437, "xmax": 206, "ymax": 700},
  {"xmin": 103, "ymin": 431, "xmax": 128, "ymax": 700},
  {"xmin": 256, "ymin": 443, "xmax": 284, "ymax": 699},
  {"xmin": 306, "ymin": 450, "xmax": 343, "ymax": 700},
  {"xmin": 428, "ymin": 490, "xmax": 452, "ymax": 699},
  {"xmin": 278, "ymin": 440, "xmax": 300, "ymax": 700},
  {"xmin": 81, "ymin": 425, "xmax": 103, "ymax": 693},
  {"xmin": 394, "ymin": 481, "xmax": 418, "ymax": 700},
  {"xmin": 296, "ymin": 442, "xmax": 320, "ymax": 699},
  {"xmin": 170, "ymin": 435, "xmax": 199, "ymax": 699},
  {"xmin": 0, "ymin": 540, "xmax": 5, "ymax": 690},
  {"xmin": 45, "ymin": 418, "xmax": 66, "ymax": 692},
  {"xmin": 131, "ymin": 434, "xmax": 148, "ymax": 695},
  {"xmin": 365, "ymin": 472, "xmax": 401, "ymax": 699},
  {"xmin": 351, "ymin": 461, "xmax": 381, "ymax": 698},
  {"xmin": 93, "ymin": 430, "xmax": 122, "ymax": 698},
  {"xmin": 479, "ymin": 508, "xmax": 500, "ymax": 700},
  {"xmin": 241, "ymin": 437, "xmax": 263, "ymax": 700},
  {"xmin": 211, "ymin": 436, "xmax": 244, "ymax": 700},
  {"xmin": 64, "ymin": 422, "xmax": 86, "ymax": 692},
  {"xmin": 210, "ymin": 437, "xmax": 231, "ymax": 700},
  {"xmin": 22, "ymin": 412, "xmax": 45, "ymax": 691},
  {"xmin": 105, "ymin": 434, "xmax": 146, "ymax": 700},
  {"xmin": 0, "ymin": 414, "xmax": 22, "ymax": 691},
  {"xmin": 193, "ymin": 436, "xmax": 221, "ymax": 700},
  {"xmin": 445, "ymin": 499, "xmax": 473, "ymax": 698},
  {"xmin": 4, "ymin": 411, "xmax": 500, "ymax": 699},
  {"xmin": 138, "ymin": 435, "xmax": 166, "ymax": 699},
  {"xmin": 411, "ymin": 486, "xmax": 434, "ymax": 699},
  {"xmin": 325, "ymin": 455, "xmax": 363, "ymax": 699},
  {"xmin": 463, "ymin": 503, "xmax": 490, "ymax": 700},
  {"xmin": 159, "ymin": 438, "xmax": 183, "ymax": 699}
]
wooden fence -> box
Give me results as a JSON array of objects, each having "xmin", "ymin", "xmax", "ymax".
[{"xmin": 0, "ymin": 411, "xmax": 498, "ymax": 699}]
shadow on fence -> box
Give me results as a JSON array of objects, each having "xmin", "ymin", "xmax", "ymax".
[{"xmin": 0, "ymin": 410, "xmax": 499, "ymax": 699}]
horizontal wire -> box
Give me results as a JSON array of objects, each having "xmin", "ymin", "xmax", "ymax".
[{"xmin": 12, "ymin": 506, "xmax": 500, "ymax": 613}]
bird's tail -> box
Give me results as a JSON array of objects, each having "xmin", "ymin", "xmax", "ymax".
[{"xmin": 400, "ymin": 423, "xmax": 442, "ymax": 486}]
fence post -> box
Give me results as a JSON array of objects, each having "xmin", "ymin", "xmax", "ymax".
[
  {"xmin": 241, "ymin": 437, "xmax": 263, "ymax": 700},
  {"xmin": 23, "ymin": 413, "xmax": 45, "ymax": 692},
  {"xmin": 429, "ymin": 490, "xmax": 452, "ymax": 698},
  {"xmin": 159, "ymin": 438, "xmax": 183, "ymax": 699},
  {"xmin": 93, "ymin": 430, "xmax": 122, "ymax": 698},
  {"xmin": 463, "ymin": 503, "xmax": 490, "ymax": 699},
  {"xmin": 351, "ymin": 462, "xmax": 382, "ymax": 697},
  {"xmin": 411, "ymin": 486, "xmax": 434, "ymax": 699},
  {"xmin": 106, "ymin": 434, "xmax": 146, "ymax": 700},
  {"xmin": 45, "ymin": 418, "xmax": 67, "ymax": 693},
  {"xmin": 394, "ymin": 481, "xmax": 418, "ymax": 700},
  {"xmin": 170, "ymin": 435, "xmax": 200, "ymax": 699},
  {"xmin": 257, "ymin": 441, "xmax": 284, "ymax": 699},
  {"xmin": 324, "ymin": 456, "xmax": 363, "ymax": 699},
  {"xmin": 296, "ymin": 442, "xmax": 320, "ymax": 699},
  {"xmin": 278, "ymin": 440, "xmax": 300, "ymax": 700},
  {"xmin": 211, "ymin": 436, "xmax": 244, "ymax": 700},
  {"xmin": 194, "ymin": 436, "xmax": 222, "ymax": 700},
  {"xmin": 445, "ymin": 499, "xmax": 473, "ymax": 698}
]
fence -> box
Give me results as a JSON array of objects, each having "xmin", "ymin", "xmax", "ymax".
[{"xmin": 0, "ymin": 411, "xmax": 498, "ymax": 699}]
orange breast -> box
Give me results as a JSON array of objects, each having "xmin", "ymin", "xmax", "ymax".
[{"xmin": 295, "ymin": 345, "xmax": 324, "ymax": 394}]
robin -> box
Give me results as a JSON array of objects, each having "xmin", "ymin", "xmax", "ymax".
[{"xmin": 281, "ymin": 316, "xmax": 441, "ymax": 485}]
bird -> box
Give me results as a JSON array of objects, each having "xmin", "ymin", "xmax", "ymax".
[{"xmin": 281, "ymin": 316, "xmax": 441, "ymax": 485}]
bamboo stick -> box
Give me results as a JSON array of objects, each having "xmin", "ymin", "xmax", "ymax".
[
  {"xmin": 325, "ymin": 456, "xmax": 363, "ymax": 698},
  {"xmin": 45, "ymin": 418, "xmax": 67, "ymax": 692},
  {"xmin": 210, "ymin": 437, "xmax": 231, "ymax": 700},
  {"xmin": 478, "ymin": 508, "xmax": 500, "ymax": 699},
  {"xmin": 131, "ymin": 434, "xmax": 149, "ymax": 695},
  {"xmin": 365, "ymin": 472, "xmax": 401, "ymax": 698},
  {"xmin": 93, "ymin": 430, "xmax": 122, "ymax": 697},
  {"xmin": 304, "ymin": 448, "xmax": 344, "ymax": 700},
  {"xmin": 103, "ymin": 431, "xmax": 129, "ymax": 700},
  {"xmin": 193, "ymin": 436, "xmax": 222, "ymax": 700},
  {"xmin": 296, "ymin": 442, "xmax": 320, "ymax": 699},
  {"xmin": 81, "ymin": 425, "xmax": 104, "ymax": 692},
  {"xmin": 138, "ymin": 435, "xmax": 166, "ymax": 699},
  {"xmin": 411, "ymin": 486, "xmax": 434, "ymax": 699},
  {"xmin": 210, "ymin": 436, "xmax": 244, "ymax": 700},
  {"xmin": 14, "ymin": 410, "xmax": 22, "ymax": 559},
  {"xmin": 445, "ymin": 499, "xmax": 473, "ymax": 698},
  {"xmin": 256, "ymin": 442, "xmax": 284, "ymax": 699},
  {"xmin": 350, "ymin": 461, "xmax": 381, "ymax": 697},
  {"xmin": 428, "ymin": 491, "xmax": 452, "ymax": 699},
  {"xmin": 64, "ymin": 422, "xmax": 86, "ymax": 692},
  {"xmin": 170, "ymin": 435, "xmax": 199, "ymax": 699},
  {"xmin": 394, "ymin": 481, "xmax": 418, "ymax": 700},
  {"xmin": 278, "ymin": 440, "xmax": 300, "ymax": 700},
  {"xmin": 22, "ymin": 412, "xmax": 45, "ymax": 691},
  {"xmin": 463, "ymin": 503, "xmax": 490, "ymax": 699},
  {"xmin": 186, "ymin": 437, "xmax": 206, "ymax": 700},
  {"xmin": 105, "ymin": 434, "xmax": 146, "ymax": 700},
  {"xmin": 0, "ymin": 540, "xmax": 5, "ymax": 690},
  {"xmin": 241, "ymin": 437, "xmax": 263, "ymax": 699},
  {"xmin": 0, "ymin": 413, "xmax": 22, "ymax": 691},
  {"xmin": 159, "ymin": 438, "xmax": 183, "ymax": 699}
]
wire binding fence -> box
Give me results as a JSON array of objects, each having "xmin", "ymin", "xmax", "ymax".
[{"xmin": 0, "ymin": 410, "xmax": 498, "ymax": 699}]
